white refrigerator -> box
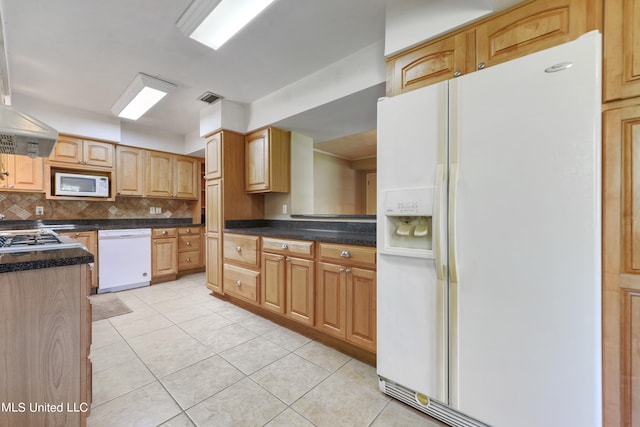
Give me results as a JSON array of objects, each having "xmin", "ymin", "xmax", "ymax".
[{"xmin": 377, "ymin": 32, "xmax": 602, "ymax": 427}]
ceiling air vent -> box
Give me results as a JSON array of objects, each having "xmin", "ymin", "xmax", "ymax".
[{"xmin": 197, "ymin": 92, "xmax": 223, "ymax": 104}]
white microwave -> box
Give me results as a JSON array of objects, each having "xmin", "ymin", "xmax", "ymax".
[{"xmin": 55, "ymin": 172, "xmax": 109, "ymax": 197}]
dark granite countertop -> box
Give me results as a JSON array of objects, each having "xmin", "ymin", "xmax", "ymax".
[
  {"xmin": 223, "ymin": 220, "xmax": 376, "ymax": 247},
  {"xmin": 0, "ymin": 247, "xmax": 94, "ymax": 274},
  {"xmin": 0, "ymin": 218, "xmax": 204, "ymax": 232}
]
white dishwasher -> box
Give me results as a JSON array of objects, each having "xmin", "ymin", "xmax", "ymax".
[{"xmin": 98, "ymin": 228, "xmax": 152, "ymax": 293}]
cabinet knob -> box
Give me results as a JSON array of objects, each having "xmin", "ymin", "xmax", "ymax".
[
  {"xmin": 236, "ymin": 279, "xmax": 241, "ymax": 286},
  {"xmin": 236, "ymin": 246, "xmax": 241, "ymax": 252},
  {"xmin": 162, "ymin": 230, "xmax": 168, "ymax": 235},
  {"xmin": 9, "ymin": 185, "xmax": 13, "ymax": 189},
  {"xmin": 340, "ymin": 250, "xmax": 351, "ymax": 258},
  {"xmin": 278, "ymin": 256, "xmax": 284, "ymax": 261},
  {"xmin": 186, "ymin": 241, "xmax": 192, "ymax": 246},
  {"xmin": 346, "ymin": 268, "xmax": 351, "ymax": 273},
  {"xmin": 0, "ymin": 171, "xmax": 9, "ymax": 176},
  {"xmin": 281, "ymin": 243, "xmax": 288, "ymax": 249},
  {"xmin": 285, "ymin": 257, "xmax": 291, "ymax": 263},
  {"xmin": 453, "ymin": 70, "xmax": 461, "ymax": 77},
  {"xmin": 478, "ymin": 62, "xmax": 486, "ymax": 70},
  {"xmin": 186, "ymin": 257, "xmax": 192, "ymax": 262},
  {"xmin": 339, "ymin": 267, "xmax": 345, "ymax": 273}
]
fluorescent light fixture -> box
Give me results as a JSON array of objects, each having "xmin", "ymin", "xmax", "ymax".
[
  {"xmin": 111, "ymin": 73, "xmax": 176, "ymax": 120},
  {"xmin": 177, "ymin": 0, "xmax": 276, "ymax": 50}
]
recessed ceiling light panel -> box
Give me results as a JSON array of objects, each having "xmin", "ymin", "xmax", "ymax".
[
  {"xmin": 111, "ymin": 73, "xmax": 176, "ymax": 121},
  {"xmin": 177, "ymin": 0, "xmax": 276, "ymax": 50}
]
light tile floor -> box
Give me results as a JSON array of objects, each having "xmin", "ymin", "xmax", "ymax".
[{"xmin": 87, "ymin": 272, "xmax": 447, "ymax": 427}]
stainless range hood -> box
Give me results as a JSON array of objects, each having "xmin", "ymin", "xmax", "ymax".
[{"xmin": 0, "ymin": 105, "xmax": 58, "ymax": 158}]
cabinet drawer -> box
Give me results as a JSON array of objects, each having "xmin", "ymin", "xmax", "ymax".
[
  {"xmin": 178, "ymin": 250, "xmax": 202, "ymax": 270},
  {"xmin": 153, "ymin": 228, "xmax": 177, "ymax": 238},
  {"xmin": 179, "ymin": 235, "xmax": 201, "ymax": 251},
  {"xmin": 262, "ymin": 237, "xmax": 314, "ymax": 258},
  {"xmin": 318, "ymin": 243, "xmax": 376, "ymax": 268},
  {"xmin": 178, "ymin": 227, "xmax": 201, "ymax": 236},
  {"xmin": 224, "ymin": 233, "xmax": 259, "ymax": 267},
  {"xmin": 224, "ymin": 264, "xmax": 259, "ymax": 303}
]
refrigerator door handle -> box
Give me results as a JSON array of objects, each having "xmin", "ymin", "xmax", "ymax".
[
  {"xmin": 448, "ymin": 162, "xmax": 459, "ymax": 284},
  {"xmin": 435, "ymin": 163, "xmax": 446, "ymax": 280}
]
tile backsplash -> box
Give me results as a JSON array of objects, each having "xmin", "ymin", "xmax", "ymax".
[{"xmin": 0, "ymin": 192, "xmax": 196, "ymax": 220}]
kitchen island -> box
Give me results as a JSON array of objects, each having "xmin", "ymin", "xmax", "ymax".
[{"xmin": 0, "ymin": 247, "xmax": 94, "ymax": 427}]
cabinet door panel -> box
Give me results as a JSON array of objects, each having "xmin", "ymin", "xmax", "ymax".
[
  {"xmin": 50, "ymin": 136, "xmax": 82, "ymax": 164},
  {"xmin": 152, "ymin": 238, "xmax": 177, "ymax": 277},
  {"xmin": 316, "ymin": 262, "xmax": 346, "ymax": 338},
  {"xmin": 84, "ymin": 141, "xmax": 113, "ymax": 167},
  {"xmin": 346, "ymin": 267, "xmax": 376, "ymax": 352},
  {"xmin": 245, "ymin": 129, "xmax": 270, "ymax": 192},
  {"xmin": 146, "ymin": 152, "xmax": 173, "ymax": 197},
  {"xmin": 205, "ymin": 132, "xmax": 222, "ymax": 180},
  {"xmin": 116, "ymin": 146, "xmax": 144, "ymax": 196},
  {"xmin": 207, "ymin": 235, "xmax": 221, "ymax": 294},
  {"xmin": 603, "ymin": 104, "xmax": 640, "ymax": 426},
  {"xmin": 604, "ymin": 0, "xmax": 640, "ymax": 101},
  {"xmin": 206, "ymin": 180, "xmax": 221, "ymax": 234},
  {"xmin": 174, "ymin": 156, "xmax": 198, "ymax": 199},
  {"xmin": 287, "ymin": 257, "xmax": 314, "ymax": 326},
  {"xmin": 262, "ymin": 253, "xmax": 286, "ymax": 313}
]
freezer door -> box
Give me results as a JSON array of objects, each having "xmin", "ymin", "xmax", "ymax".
[
  {"xmin": 376, "ymin": 82, "xmax": 449, "ymax": 403},
  {"xmin": 449, "ymin": 33, "xmax": 602, "ymax": 426}
]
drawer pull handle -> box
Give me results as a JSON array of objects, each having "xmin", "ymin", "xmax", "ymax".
[
  {"xmin": 281, "ymin": 243, "xmax": 288, "ymax": 249},
  {"xmin": 340, "ymin": 250, "xmax": 351, "ymax": 258},
  {"xmin": 186, "ymin": 257, "xmax": 192, "ymax": 262},
  {"xmin": 236, "ymin": 280, "xmax": 241, "ymax": 286},
  {"xmin": 186, "ymin": 241, "xmax": 192, "ymax": 246},
  {"xmin": 236, "ymin": 246, "xmax": 241, "ymax": 252}
]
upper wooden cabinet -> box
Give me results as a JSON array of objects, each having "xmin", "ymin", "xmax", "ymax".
[
  {"xmin": 205, "ymin": 132, "xmax": 222, "ymax": 180},
  {"xmin": 385, "ymin": 0, "xmax": 597, "ymax": 96},
  {"xmin": 145, "ymin": 151, "xmax": 199, "ymax": 199},
  {"xmin": 386, "ymin": 30, "xmax": 475, "ymax": 96},
  {"xmin": 245, "ymin": 127, "xmax": 291, "ymax": 193},
  {"xmin": 116, "ymin": 145, "xmax": 145, "ymax": 196},
  {"xmin": 48, "ymin": 135, "xmax": 114, "ymax": 169},
  {"xmin": 475, "ymin": 0, "xmax": 592, "ymax": 70},
  {"xmin": 604, "ymin": 0, "xmax": 640, "ymax": 101},
  {"xmin": 0, "ymin": 154, "xmax": 44, "ymax": 192}
]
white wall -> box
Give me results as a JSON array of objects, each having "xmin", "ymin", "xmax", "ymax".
[{"xmin": 12, "ymin": 93, "xmax": 121, "ymax": 142}]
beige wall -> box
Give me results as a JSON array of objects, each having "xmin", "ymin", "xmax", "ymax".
[{"xmin": 313, "ymin": 152, "xmax": 359, "ymax": 215}]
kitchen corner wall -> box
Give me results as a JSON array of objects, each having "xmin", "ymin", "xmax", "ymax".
[{"xmin": 0, "ymin": 193, "xmax": 195, "ymax": 221}]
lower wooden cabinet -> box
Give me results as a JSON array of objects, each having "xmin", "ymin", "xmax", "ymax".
[
  {"xmin": 177, "ymin": 226, "xmax": 204, "ymax": 272},
  {"xmin": 151, "ymin": 228, "xmax": 177, "ymax": 282},
  {"xmin": 0, "ymin": 264, "xmax": 91, "ymax": 427},
  {"xmin": 222, "ymin": 233, "xmax": 376, "ymax": 353},
  {"xmin": 59, "ymin": 230, "xmax": 99, "ymax": 289},
  {"xmin": 261, "ymin": 237, "xmax": 315, "ymax": 326}
]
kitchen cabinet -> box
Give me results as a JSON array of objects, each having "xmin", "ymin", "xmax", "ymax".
[
  {"xmin": 385, "ymin": 0, "xmax": 596, "ymax": 96},
  {"xmin": 316, "ymin": 243, "xmax": 376, "ymax": 352},
  {"xmin": 245, "ymin": 127, "xmax": 291, "ymax": 193},
  {"xmin": 0, "ymin": 154, "xmax": 44, "ymax": 192},
  {"xmin": 603, "ymin": 102, "xmax": 640, "ymax": 427},
  {"xmin": 386, "ymin": 30, "xmax": 475, "ymax": 96},
  {"xmin": 151, "ymin": 227, "xmax": 177, "ymax": 282},
  {"xmin": 261, "ymin": 237, "xmax": 315, "ymax": 325},
  {"xmin": 48, "ymin": 134, "xmax": 114, "ymax": 169},
  {"xmin": 59, "ymin": 230, "xmax": 98, "ymax": 289},
  {"xmin": 204, "ymin": 130, "xmax": 264, "ymax": 295},
  {"xmin": 223, "ymin": 233, "xmax": 260, "ymax": 304},
  {"xmin": 604, "ymin": 0, "xmax": 640, "ymax": 101},
  {"xmin": 145, "ymin": 151, "xmax": 199, "ymax": 199},
  {"xmin": 116, "ymin": 145, "xmax": 145, "ymax": 196},
  {"xmin": 177, "ymin": 226, "xmax": 204, "ymax": 272},
  {"xmin": 0, "ymin": 263, "xmax": 91, "ymax": 427}
]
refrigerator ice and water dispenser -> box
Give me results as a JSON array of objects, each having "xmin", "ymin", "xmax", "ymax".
[{"xmin": 381, "ymin": 188, "xmax": 434, "ymax": 258}]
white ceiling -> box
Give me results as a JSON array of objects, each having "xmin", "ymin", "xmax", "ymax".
[{"xmin": 1, "ymin": 0, "xmax": 386, "ymax": 138}]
